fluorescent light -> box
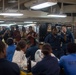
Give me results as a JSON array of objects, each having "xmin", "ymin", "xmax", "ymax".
[
  {"xmin": 18, "ymin": 25, "xmax": 22, "ymax": 26},
  {"xmin": 0, "ymin": 21, "xmax": 4, "ymax": 23},
  {"xmin": 47, "ymin": 14, "xmax": 67, "ymax": 18},
  {"xmin": 0, "ymin": 13, "xmax": 23, "ymax": 16},
  {"xmin": 31, "ymin": 2, "xmax": 57, "ymax": 10},
  {"xmin": 24, "ymin": 21, "xmax": 37, "ymax": 24},
  {"xmin": 0, "ymin": 23, "xmax": 16, "ymax": 27},
  {"xmin": 0, "ymin": 24, "xmax": 10, "ymax": 27},
  {"xmin": 24, "ymin": 21, "xmax": 33, "ymax": 23},
  {"xmin": 24, "ymin": 24, "xmax": 36, "ymax": 27}
]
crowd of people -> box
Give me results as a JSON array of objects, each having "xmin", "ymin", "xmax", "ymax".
[{"xmin": 0, "ymin": 25, "xmax": 76, "ymax": 75}]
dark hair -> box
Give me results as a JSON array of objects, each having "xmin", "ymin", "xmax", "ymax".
[
  {"xmin": 0, "ymin": 41, "xmax": 6, "ymax": 53},
  {"xmin": 16, "ymin": 40, "xmax": 26, "ymax": 51},
  {"xmin": 42, "ymin": 43, "xmax": 52, "ymax": 55},
  {"xmin": 38, "ymin": 42, "xmax": 44, "ymax": 47},
  {"xmin": 67, "ymin": 43, "xmax": 76, "ymax": 54},
  {"xmin": 61, "ymin": 25, "xmax": 66, "ymax": 28},
  {"xmin": 51, "ymin": 26, "xmax": 57, "ymax": 31},
  {"xmin": 16, "ymin": 25, "xmax": 19, "ymax": 29},
  {"xmin": 29, "ymin": 26, "xmax": 32, "ymax": 28},
  {"xmin": 7, "ymin": 38, "xmax": 14, "ymax": 45},
  {"xmin": 22, "ymin": 26, "xmax": 26, "ymax": 32}
]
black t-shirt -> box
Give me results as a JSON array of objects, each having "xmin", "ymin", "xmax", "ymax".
[{"xmin": 0, "ymin": 58, "xmax": 20, "ymax": 75}]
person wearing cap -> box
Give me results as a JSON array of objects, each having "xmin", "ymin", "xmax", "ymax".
[
  {"xmin": 32, "ymin": 43, "xmax": 60, "ymax": 75},
  {"xmin": 45, "ymin": 26, "xmax": 64, "ymax": 59}
]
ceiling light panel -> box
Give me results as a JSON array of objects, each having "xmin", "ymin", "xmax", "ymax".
[
  {"xmin": 0, "ymin": 13, "xmax": 23, "ymax": 16},
  {"xmin": 31, "ymin": 0, "xmax": 57, "ymax": 10},
  {"xmin": 47, "ymin": 14, "xmax": 67, "ymax": 18}
]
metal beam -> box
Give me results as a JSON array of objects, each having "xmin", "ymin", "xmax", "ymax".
[
  {"xmin": 6, "ymin": 0, "xmax": 34, "ymax": 10},
  {"xmin": 63, "ymin": 5, "xmax": 76, "ymax": 13},
  {"xmin": 58, "ymin": 0, "xmax": 76, "ymax": 4}
]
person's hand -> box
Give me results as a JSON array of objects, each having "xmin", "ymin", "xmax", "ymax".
[{"xmin": 27, "ymin": 34, "xmax": 31, "ymax": 37}]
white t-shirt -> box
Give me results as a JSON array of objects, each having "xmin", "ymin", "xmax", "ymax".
[
  {"xmin": 12, "ymin": 50, "xmax": 27, "ymax": 68},
  {"xmin": 12, "ymin": 50, "xmax": 36, "ymax": 69},
  {"xmin": 35, "ymin": 49, "xmax": 58, "ymax": 62}
]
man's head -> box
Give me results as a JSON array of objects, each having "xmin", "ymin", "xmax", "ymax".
[
  {"xmin": 29, "ymin": 26, "xmax": 33, "ymax": 32},
  {"xmin": 42, "ymin": 43, "xmax": 52, "ymax": 56},
  {"xmin": 51, "ymin": 26, "xmax": 57, "ymax": 35},
  {"xmin": 67, "ymin": 43, "xmax": 76, "ymax": 54},
  {"xmin": 0, "ymin": 41, "xmax": 6, "ymax": 58},
  {"xmin": 7, "ymin": 38, "xmax": 14, "ymax": 46},
  {"xmin": 11, "ymin": 26, "xmax": 14, "ymax": 31},
  {"xmin": 38, "ymin": 42, "xmax": 44, "ymax": 50},
  {"xmin": 61, "ymin": 25, "xmax": 67, "ymax": 33},
  {"xmin": 16, "ymin": 25, "xmax": 19, "ymax": 30},
  {"xmin": 22, "ymin": 26, "xmax": 26, "ymax": 32}
]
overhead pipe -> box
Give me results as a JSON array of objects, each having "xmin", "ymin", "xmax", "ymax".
[{"xmin": 2, "ymin": 0, "xmax": 5, "ymax": 12}]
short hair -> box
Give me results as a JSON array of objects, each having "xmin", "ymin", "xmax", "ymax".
[
  {"xmin": 51, "ymin": 26, "xmax": 57, "ymax": 31},
  {"xmin": 7, "ymin": 38, "xmax": 14, "ymax": 45},
  {"xmin": 42, "ymin": 43, "xmax": 52, "ymax": 55},
  {"xmin": 0, "ymin": 41, "xmax": 6, "ymax": 53},
  {"xmin": 16, "ymin": 25, "xmax": 19, "ymax": 29},
  {"xmin": 67, "ymin": 43, "xmax": 76, "ymax": 54},
  {"xmin": 16, "ymin": 40, "xmax": 26, "ymax": 51},
  {"xmin": 29, "ymin": 26, "xmax": 32, "ymax": 29},
  {"xmin": 61, "ymin": 25, "xmax": 66, "ymax": 28},
  {"xmin": 22, "ymin": 26, "xmax": 26, "ymax": 32}
]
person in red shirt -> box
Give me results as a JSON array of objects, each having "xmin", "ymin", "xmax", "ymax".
[{"xmin": 26, "ymin": 26, "xmax": 37, "ymax": 45}]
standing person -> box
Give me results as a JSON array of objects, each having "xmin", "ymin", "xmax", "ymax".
[
  {"xmin": 21, "ymin": 26, "xmax": 27, "ymax": 39},
  {"xmin": 6, "ymin": 38, "xmax": 16, "ymax": 61},
  {"xmin": 26, "ymin": 26, "xmax": 37, "ymax": 45},
  {"xmin": 45, "ymin": 26, "xmax": 64, "ymax": 58},
  {"xmin": 0, "ymin": 40, "xmax": 20, "ymax": 75},
  {"xmin": 13, "ymin": 26, "xmax": 21, "ymax": 44},
  {"xmin": 32, "ymin": 44, "xmax": 60, "ymax": 75},
  {"xmin": 59, "ymin": 43, "xmax": 76, "ymax": 75},
  {"xmin": 3, "ymin": 29, "xmax": 11, "ymax": 44},
  {"xmin": 61, "ymin": 25, "xmax": 74, "ymax": 54},
  {"xmin": 10, "ymin": 26, "xmax": 15, "ymax": 38}
]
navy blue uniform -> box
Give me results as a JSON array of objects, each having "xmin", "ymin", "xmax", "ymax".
[
  {"xmin": 32, "ymin": 55, "xmax": 60, "ymax": 75},
  {"xmin": 61, "ymin": 30, "xmax": 74, "ymax": 54},
  {"xmin": 26, "ymin": 45, "xmax": 38, "ymax": 61},
  {"xmin": 0, "ymin": 58, "xmax": 20, "ymax": 75},
  {"xmin": 45, "ymin": 33, "xmax": 64, "ymax": 58}
]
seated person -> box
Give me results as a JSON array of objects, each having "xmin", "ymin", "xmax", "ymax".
[
  {"xmin": 35, "ymin": 42, "xmax": 58, "ymax": 62},
  {"xmin": 12, "ymin": 40, "xmax": 36, "ymax": 70},
  {"xmin": 12, "ymin": 40, "xmax": 27, "ymax": 69},
  {"xmin": 59, "ymin": 43, "xmax": 76, "ymax": 75},
  {"xmin": 35, "ymin": 42, "xmax": 44, "ymax": 62},
  {"xmin": 0, "ymin": 40, "xmax": 20, "ymax": 75},
  {"xmin": 6, "ymin": 38, "xmax": 16, "ymax": 61},
  {"xmin": 32, "ymin": 43, "xmax": 60, "ymax": 75},
  {"xmin": 26, "ymin": 40, "xmax": 38, "ymax": 61}
]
